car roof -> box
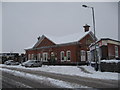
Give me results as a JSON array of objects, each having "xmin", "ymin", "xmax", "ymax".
[
  {"xmin": 27, "ymin": 60, "xmax": 40, "ymax": 61},
  {"xmin": 7, "ymin": 60, "xmax": 14, "ymax": 61}
]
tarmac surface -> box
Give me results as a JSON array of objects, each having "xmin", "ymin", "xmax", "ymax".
[{"xmin": 1, "ymin": 66, "xmax": 119, "ymax": 89}]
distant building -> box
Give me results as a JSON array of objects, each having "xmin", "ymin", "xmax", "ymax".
[
  {"xmin": 89, "ymin": 38, "xmax": 120, "ymax": 62},
  {"xmin": 0, "ymin": 53, "xmax": 19, "ymax": 63},
  {"xmin": 25, "ymin": 31, "xmax": 96, "ymax": 65}
]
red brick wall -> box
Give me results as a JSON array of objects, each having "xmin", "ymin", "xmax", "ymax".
[
  {"xmin": 26, "ymin": 33, "xmax": 95, "ymax": 63},
  {"xmin": 36, "ymin": 37, "xmax": 56, "ymax": 48},
  {"xmin": 55, "ymin": 44, "xmax": 80, "ymax": 63},
  {"xmin": 79, "ymin": 34, "xmax": 94, "ymax": 51},
  {"xmin": 107, "ymin": 43, "xmax": 119, "ymax": 59},
  {"xmin": 26, "ymin": 44, "xmax": 81, "ymax": 63}
]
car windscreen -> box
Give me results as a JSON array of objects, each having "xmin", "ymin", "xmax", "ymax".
[{"xmin": 23, "ymin": 60, "xmax": 35, "ymax": 64}]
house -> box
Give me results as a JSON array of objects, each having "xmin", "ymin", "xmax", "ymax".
[
  {"xmin": 25, "ymin": 31, "xmax": 96, "ymax": 65},
  {"xmin": 89, "ymin": 38, "xmax": 120, "ymax": 62}
]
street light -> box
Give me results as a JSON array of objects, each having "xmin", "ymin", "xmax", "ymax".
[{"xmin": 82, "ymin": 5, "xmax": 98, "ymax": 71}]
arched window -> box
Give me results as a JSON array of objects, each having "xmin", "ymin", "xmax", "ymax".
[
  {"xmin": 43, "ymin": 52, "xmax": 48, "ymax": 62},
  {"xmin": 66, "ymin": 51, "xmax": 71, "ymax": 61}
]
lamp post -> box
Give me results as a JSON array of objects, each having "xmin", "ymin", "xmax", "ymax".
[{"xmin": 82, "ymin": 5, "xmax": 98, "ymax": 71}]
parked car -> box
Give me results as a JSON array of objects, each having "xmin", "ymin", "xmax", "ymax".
[
  {"xmin": 4, "ymin": 60, "xmax": 19, "ymax": 65},
  {"xmin": 21, "ymin": 60, "xmax": 42, "ymax": 67}
]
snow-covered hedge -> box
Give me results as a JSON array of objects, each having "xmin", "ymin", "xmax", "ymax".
[
  {"xmin": 100, "ymin": 60, "xmax": 120, "ymax": 72},
  {"xmin": 101, "ymin": 60, "xmax": 120, "ymax": 63}
]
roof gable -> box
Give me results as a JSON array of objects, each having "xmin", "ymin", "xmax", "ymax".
[
  {"xmin": 33, "ymin": 35, "xmax": 56, "ymax": 48},
  {"xmin": 78, "ymin": 31, "xmax": 97, "ymax": 42}
]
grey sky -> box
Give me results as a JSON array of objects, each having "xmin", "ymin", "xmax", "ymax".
[
  {"xmin": 0, "ymin": 2, "xmax": 2, "ymax": 53},
  {"xmin": 2, "ymin": 2, "xmax": 118, "ymax": 53}
]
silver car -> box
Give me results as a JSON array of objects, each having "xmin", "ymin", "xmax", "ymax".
[
  {"xmin": 4, "ymin": 60, "xmax": 19, "ymax": 65},
  {"xmin": 21, "ymin": 60, "xmax": 42, "ymax": 67}
]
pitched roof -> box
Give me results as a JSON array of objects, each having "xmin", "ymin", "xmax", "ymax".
[
  {"xmin": 33, "ymin": 35, "xmax": 56, "ymax": 48},
  {"xmin": 99, "ymin": 38, "xmax": 120, "ymax": 42},
  {"xmin": 89, "ymin": 38, "xmax": 120, "ymax": 47},
  {"xmin": 25, "ymin": 31, "xmax": 96, "ymax": 50},
  {"xmin": 45, "ymin": 31, "xmax": 96, "ymax": 44},
  {"xmin": 33, "ymin": 35, "xmax": 45, "ymax": 48}
]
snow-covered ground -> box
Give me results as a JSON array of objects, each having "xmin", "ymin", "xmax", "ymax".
[
  {"xmin": 0, "ymin": 64, "xmax": 119, "ymax": 80},
  {"xmin": 101, "ymin": 59, "xmax": 120, "ymax": 63},
  {"xmin": 0, "ymin": 68, "xmax": 89, "ymax": 88}
]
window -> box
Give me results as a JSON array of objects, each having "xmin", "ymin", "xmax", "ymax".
[
  {"xmin": 115, "ymin": 46, "xmax": 119, "ymax": 58},
  {"xmin": 51, "ymin": 52, "xmax": 54, "ymax": 56},
  {"xmin": 37, "ymin": 53, "xmax": 41, "ymax": 60},
  {"xmin": 81, "ymin": 50, "xmax": 86, "ymax": 61},
  {"xmin": 31, "ymin": 54, "xmax": 34, "ymax": 60},
  {"xmin": 66, "ymin": 51, "xmax": 71, "ymax": 61},
  {"xmin": 43, "ymin": 53, "xmax": 48, "ymax": 62},
  {"xmin": 61, "ymin": 51, "xmax": 64, "ymax": 61},
  {"xmin": 28, "ymin": 54, "xmax": 31, "ymax": 60},
  {"xmin": 87, "ymin": 51, "xmax": 91, "ymax": 62}
]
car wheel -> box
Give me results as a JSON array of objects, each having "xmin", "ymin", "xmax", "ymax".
[
  {"xmin": 31, "ymin": 64, "xmax": 34, "ymax": 67},
  {"xmin": 39, "ymin": 64, "xmax": 42, "ymax": 67}
]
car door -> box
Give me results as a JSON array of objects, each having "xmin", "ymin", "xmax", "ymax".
[{"xmin": 34, "ymin": 61, "xmax": 37, "ymax": 66}]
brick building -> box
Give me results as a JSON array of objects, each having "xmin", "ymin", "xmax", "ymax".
[
  {"xmin": 25, "ymin": 31, "xmax": 96, "ymax": 65},
  {"xmin": 90, "ymin": 38, "xmax": 120, "ymax": 62}
]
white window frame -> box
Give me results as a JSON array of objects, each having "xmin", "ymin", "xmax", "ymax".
[
  {"xmin": 42, "ymin": 52, "xmax": 48, "ymax": 62},
  {"xmin": 115, "ymin": 46, "xmax": 119, "ymax": 58},
  {"xmin": 60, "ymin": 51, "xmax": 65, "ymax": 61},
  {"xmin": 66, "ymin": 50, "xmax": 71, "ymax": 61}
]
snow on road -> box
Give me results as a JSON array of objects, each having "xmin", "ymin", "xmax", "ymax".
[
  {"xmin": 0, "ymin": 68, "xmax": 89, "ymax": 88},
  {"xmin": 0, "ymin": 64, "xmax": 119, "ymax": 80}
]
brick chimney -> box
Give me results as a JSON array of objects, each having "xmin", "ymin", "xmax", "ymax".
[{"xmin": 37, "ymin": 36, "xmax": 40, "ymax": 40}]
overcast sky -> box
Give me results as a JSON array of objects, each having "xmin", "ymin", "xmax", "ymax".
[{"xmin": 1, "ymin": 2, "xmax": 118, "ymax": 53}]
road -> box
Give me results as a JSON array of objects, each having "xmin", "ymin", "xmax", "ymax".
[
  {"xmin": 1, "ymin": 66, "xmax": 119, "ymax": 89},
  {"xmin": 2, "ymin": 71, "xmax": 58, "ymax": 88}
]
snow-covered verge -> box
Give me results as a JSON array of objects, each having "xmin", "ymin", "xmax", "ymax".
[
  {"xmin": 0, "ymin": 64, "xmax": 119, "ymax": 80},
  {"xmin": 0, "ymin": 68, "xmax": 88, "ymax": 88},
  {"xmin": 80, "ymin": 65, "xmax": 119, "ymax": 80},
  {"xmin": 101, "ymin": 59, "xmax": 120, "ymax": 63}
]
